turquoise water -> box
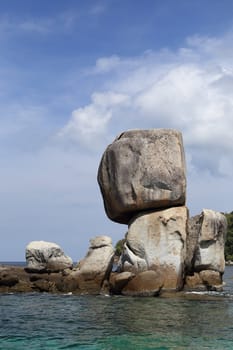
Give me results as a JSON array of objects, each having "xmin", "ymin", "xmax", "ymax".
[{"xmin": 1, "ymin": 266, "xmax": 233, "ymax": 349}]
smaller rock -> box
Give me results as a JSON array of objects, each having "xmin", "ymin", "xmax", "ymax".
[
  {"xmin": 190, "ymin": 210, "xmax": 227, "ymax": 273},
  {"xmin": 0, "ymin": 270, "xmax": 19, "ymax": 287},
  {"xmin": 32, "ymin": 279, "xmax": 51, "ymax": 292},
  {"xmin": 90, "ymin": 236, "xmax": 112, "ymax": 248},
  {"xmin": 122, "ymin": 270, "xmax": 164, "ymax": 297},
  {"xmin": 184, "ymin": 273, "xmax": 204, "ymax": 291},
  {"xmin": 26, "ymin": 241, "xmax": 73, "ymax": 272},
  {"xmin": 72, "ymin": 235, "xmax": 114, "ymax": 294},
  {"xmin": 199, "ymin": 270, "xmax": 223, "ymax": 289},
  {"xmin": 0, "ymin": 266, "xmax": 33, "ymax": 293},
  {"xmin": 109, "ymin": 271, "xmax": 135, "ymax": 294},
  {"xmin": 184, "ymin": 270, "xmax": 223, "ymax": 291}
]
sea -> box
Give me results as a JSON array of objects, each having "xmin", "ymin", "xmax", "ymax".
[{"xmin": 1, "ymin": 264, "xmax": 233, "ymax": 350}]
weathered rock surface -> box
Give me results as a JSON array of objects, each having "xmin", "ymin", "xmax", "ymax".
[
  {"xmin": 184, "ymin": 270, "xmax": 223, "ymax": 291},
  {"xmin": 71, "ymin": 235, "xmax": 114, "ymax": 294},
  {"xmin": 185, "ymin": 214, "xmax": 201, "ymax": 273},
  {"xmin": 98, "ymin": 129, "xmax": 186, "ymax": 224},
  {"xmin": 0, "ymin": 265, "xmax": 76, "ymax": 293},
  {"xmin": 109, "ymin": 271, "xmax": 135, "ymax": 294},
  {"xmin": 0, "ymin": 128, "xmax": 228, "ymax": 297},
  {"xmin": 184, "ymin": 272, "xmax": 204, "ymax": 290},
  {"xmin": 120, "ymin": 206, "xmax": 188, "ymax": 290},
  {"xmin": 26, "ymin": 241, "xmax": 73, "ymax": 272},
  {"xmin": 121, "ymin": 270, "xmax": 164, "ymax": 296},
  {"xmin": 187, "ymin": 209, "xmax": 227, "ymax": 273},
  {"xmin": 199, "ymin": 270, "xmax": 223, "ymax": 288}
]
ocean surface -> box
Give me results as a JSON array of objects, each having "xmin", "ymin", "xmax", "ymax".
[{"xmin": 1, "ymin": 265, "xmax": 233, "ymax": 349}]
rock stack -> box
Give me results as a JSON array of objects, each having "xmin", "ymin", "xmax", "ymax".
[
  {"xmin": 98, "ymin": 129, "xmax": 227, "ymax": 295},
  {"xmin": 0, "ymin": 128, "xmax": 227, "ymax": 296}
]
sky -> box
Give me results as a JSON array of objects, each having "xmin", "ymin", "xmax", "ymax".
[{"xmin": 1, "ymin": 0, "xmax": 233, "ymax": 261}]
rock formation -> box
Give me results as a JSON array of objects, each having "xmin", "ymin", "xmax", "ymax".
[
  {"xmin": 26, "ymin": 241, "xmax": 73, "ymax": 272},
  {"xmin": 70, "ymin": 235, "xmax": 114, "ymax": 294},
  {"xmin": 184, "ymin": 209, "xmax": 227, "ymax": 291},
  {"xmin": 97, "ymin": 128, "xmax": 227, "ymax": 294},
  {"xmin": 0, "ymin": 236, "xmax": 114, "ymax": 295},
  {"xmin": 98, "ymin": 129, "xmax": 186, "ymax": 224},
  {"xmin": 0, "ymin": 128, "xmax": 228, "ymax": 296},
  {"xmin": 120, "ymin": 207, "xmax": 188, "ymax": 290}
]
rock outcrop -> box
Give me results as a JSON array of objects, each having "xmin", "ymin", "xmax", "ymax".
[
  {"xmin": 70, "ymin": 235, "xmax": 114, "ymax": 294},
  {"xmin": 186, "ymin": 209, "xmax": 226, "ymax": 274},
  {"xmin": 121, "ymin": 270, "xmax": 164, "ymax": 297},
  {"xmin": 120, "ymin": 207, "xmax": 188, "ymax": 290},
  {"xmin": 26, "ymin": 241, "xmax": 73, "ymax": 272},
  {"xmin": 193, "ymin": 209, "xmax": 226, "ymax": 273},
  {"xmin": 97, "ymin": 128, "xmax": 227, "ymax": 295},
  {"xmin": 184, "ymin": 209, "xmax": 227, "ymax": 291},
  {"xmin": 98, "ymin": 129, "xmax": 186, "ymax": 224},
  {"xmin": 0, "ymin": 128, "xmax": 228, "ymax": 296},
  {"xmin": 109, "ymin": 271, "xmax": 135, "ymax": 294}
]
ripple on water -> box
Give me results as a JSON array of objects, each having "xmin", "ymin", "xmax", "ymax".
[{"xmin": 1, "ymin": 266, "xmax": 233, "ymax": 349}]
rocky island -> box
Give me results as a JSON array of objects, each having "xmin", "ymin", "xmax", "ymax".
[{"xmin": 0, "ymin": 129, "xmax": 227, "ymax": 296}]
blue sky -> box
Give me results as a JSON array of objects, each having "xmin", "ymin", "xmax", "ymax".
[{"xmin": 1, "ymin": 0, "xmax": 233, "ymax": 261}]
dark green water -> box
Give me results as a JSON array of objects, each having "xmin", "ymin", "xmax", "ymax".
[{"xmin": 1, "ymin": 266, "xmax": 233, "ymax": 349}]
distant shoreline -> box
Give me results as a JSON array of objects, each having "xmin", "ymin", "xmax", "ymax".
[{"xmin": 0, "ymin": 261, "xmax": 26, "ymax": 266}]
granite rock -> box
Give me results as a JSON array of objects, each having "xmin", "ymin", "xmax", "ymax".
[
  {"xmin": 98, "ymin": 129, "xmax": 186, "ymax": 224},
  {"xmin": 120, "ymin": 206, "xmax": 188, "ymax": 290},
  {"xmin": 72, "ymin": 235, "xmax": 114, "ymax": 294},
  {"xmin": 187, "ymin": 210, "xmax": 227, "ymax": 273},
  {"xmin": 25, "ymin": 241, "xmax": 73, "ymax": 272},
  {"xmin": 122, "ymin": 270, "xmax": 164, "ymax": 296}
]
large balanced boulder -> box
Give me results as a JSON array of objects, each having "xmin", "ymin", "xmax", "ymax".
[
  {"xmin": 120, "ymin": 206, "xmax": 188, "ymax": 290},
  {"xmin": 98, "ymin": 129, "xmax": 186, "ymax": 224},
  {"xmin": 72, "ymin": 235, "xmax": 114, "ymax": 294},
  {"xmin": 26, "ymin": 241, "xmax": 73, "ymax": 272},
  {"xmin": 187, "ymin": 209, "xmax": 227, "ymax": 273}
]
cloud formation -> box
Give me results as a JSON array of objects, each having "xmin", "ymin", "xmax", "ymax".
[
  {"xmin": 60, "ymin": 32, "xmax": 233, "ymax": 178},
  {"xmin": 58, "ymin": 92, "xmax": 129, "ymax": 150}
]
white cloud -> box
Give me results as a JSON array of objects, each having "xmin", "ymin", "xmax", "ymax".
[
  {"xmin": 0, "ymin": 11, "xmax": 80, "ymax": 37},
  {"xmin": 60, "ymin": 31, "xmax": 233, "ymax": 177},
  {"xmin": 58, "ymin": 92, "xmax": 129, "ymax": 150},
  {"xmin": 94, "ymin": 55, "xmax": 122, "ymax": 73}
]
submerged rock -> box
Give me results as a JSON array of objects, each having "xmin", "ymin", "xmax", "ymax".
[
  {"xmin": 25, "ymin": 241, "xmax": 73, "ymax": 272},
  {"xmin": 98, "ymin": 129, "xmax": 186, "ymax": 224}
]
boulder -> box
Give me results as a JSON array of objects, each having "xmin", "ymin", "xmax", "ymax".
[
  {"xmin": 199, "ymin": 270, "xmax": 223, "ymax": 288},
  {"xmin": 0, "ymin": 267, "xmax": 19, "ymax": 287},
  {"xmin": 187, "ymin": 210, "xmax": 227, "ymax": 273},
  {"xmin": 109, "ymin": 271, "xmax": 135, "ymax": 294},
  {"xmin": 121, "ymin": 270, "xmax": 164, "ymax": 296},
  {"xmin": 184, "ymin": 272, "xmax": 204, "ymax": 290},
  {"xmin": 121, "ymin": 206, "xmax": 188, "ymax": 290},
  {"xmin": 98, "ymin": 129, "xmax": 186, "ymax": 224},
  {"xmin": 25, "ymin": 241, "xmax": 73, "ymax": 272},
  {"xmin": 0, "ymin": 266, "xmax": 33, "ymax": 293},
  {"xmin": 184, "ymin": 270, "xmax": 223, "ymax": 291},
  {"xmin": 72, "ymin": 235, "xmax": 114, "ymax": 294}
]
